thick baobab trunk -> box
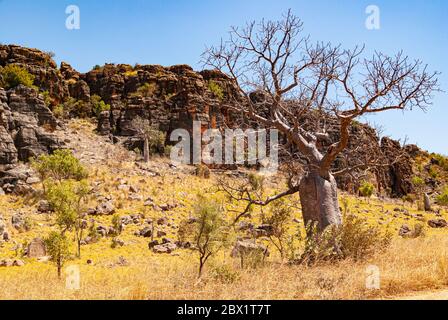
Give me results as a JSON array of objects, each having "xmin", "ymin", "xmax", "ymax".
[
  {"xmin": 143, "ymin": 137, "xmax": 150, "ymax": 163},
  {"xmin": 299, "ymin": 171, "xmax": 342, "ymax": 233}
]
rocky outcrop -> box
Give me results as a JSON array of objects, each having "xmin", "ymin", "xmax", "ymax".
[
  {"xmin": 0, "ymin": 45, "xmax": 69, "ymax": 103},
  {"xmin": 0, "ymin": 45, "xmax": 427, "ymax": 198},
  {"xmin": 0, "ymin": 85, "xmax": 62, "ymax": 166}
]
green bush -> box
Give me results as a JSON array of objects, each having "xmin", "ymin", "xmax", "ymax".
[
  {"xmin": 91, "ymin": 94, "xmax": 110, "ymax": 117},
  {"xmin": 248, "ymin": 173, "xmax": 264, "ymax": 191},
  {"xmin": 300, "ymin": 215, "xmax": 391, "ymax": 264},
  {"xmin": 178, "ymin": 196, "xmax": 229, "ymax": 277},
  {"xmin": 31, "ymin": 149, "xmax": 88, "ymax": 182},
  {"xmin": 359, "ymin": 181, "xmax": 375, "ymax": 198},
  {"xmin": 432, "ymin": 154, "xmax": 448, "ymax": 171},
  {"xmin": 208, "ymin": 80, "xmax": 224, "ymax": 101},
  {"xmin": 0, "ymin": 64, "xmax": 35, "ymax": 89},
  {"xmin": 44, "ymin": 231, "xmax": 71, "ymax": 278},
  {"xmin": 132, "ymin": 82, "xmax": 158, "ymax": 97},
  {"xmin": 436, "ymin": 187, "xmax": 448, "ymax": 206}
]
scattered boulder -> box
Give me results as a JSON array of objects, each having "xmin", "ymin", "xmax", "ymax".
[
  {"xmin": 95, "ymin": 201, "xmax": 115, "ymax": 215},
  {"xmin": 428, "ymin": 219, "xmax": 447, "ymax": 228},
  {"xmin": 11, "ymin": 213, "xmax": 29, "ymax": 232},
  {"xmin": 152, "ymin": 243, "xmax": 177, "ymax": 254},
  {"xmin": 253, "ymin": 224, "xmax": 275, "ymax": 237},
  {"xmin": 157, "ymin": 230, "xmax": 167, "ymax": 238},
  {"xmin": 138, "ymin": 227, "xmax": 153, "ymax": 238},
  {"xmin": 398, "ymin": 225, "xmax": 412, "ymax": 237},
  {"xmin": 148, "ymin": 240, "xmax": 159, "ymax": 249},
  {"xmin": 231, "ymin": 240, "xmax": 270, "ymax": 259},
  {"xmin": 111, "ymin": 238, "xmax": 125, "ymax": 248},
  {"xmin": 27, "ymin": 238, "xmax": 47, "ymax": 258},
  {"xmin": 37, "ymin": 200, "xmax": 52, "ymax": 213}
]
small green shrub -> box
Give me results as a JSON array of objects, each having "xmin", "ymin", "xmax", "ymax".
[
  {"xmin": 0, "ymin": 64, "xmax": 35, "ymax": 89},
  {"xmin": 210, "ymin": 264, "xmax": 240, "ymax": 284},
  {"xmin": 178, "ymin": 196, "xmax": 229, "ymax": 277},
  {"xmin": 436, "ymin": 187, "xmax": 448, "ymax": 206},
  {"xmin": 300, "ymin": 215, "xmax": 391, "ymax": 264},
  {"xmin": 91, "ymin": 94, "xmax": 110, "ymax": 116},
  {"xmin": 31, "ymin": 149, "xmax": 88, "ymax": 182},
  {"xmin": 132, "ymin": 82, "xmax": 158, "ymax": 97},
  {"xmin": 432, "ymin": 154, "xmax": 448, "ymax": 171},
  {"xmin": 248, "ymin": 173, "xmax": 264, "ymax": 191},
  {"xmin": 208, "ymin": 80, "xmax": 224, "ymax": 101},
  {"xmin": 44, "ymin": 231, "xmax": 70, "ymax": 278},
  {"xmin": 359, "ymin": 181, "xmax": 375, "ymax": 198},
  {"xmin": 63, "ymin": 98, "xmax": 91, "ymax": 118}
]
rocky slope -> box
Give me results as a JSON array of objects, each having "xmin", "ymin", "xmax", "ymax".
[{"xmin": 0, "ymin": 44, "xmax": 443, "ymax": 197}]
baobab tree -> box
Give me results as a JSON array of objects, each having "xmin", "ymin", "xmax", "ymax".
[{"xmin": 202, "ymin": 10, "xmax": 439, "ymax": 232}]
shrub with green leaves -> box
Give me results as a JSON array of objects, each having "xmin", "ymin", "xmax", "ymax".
[
  {"xmin": 44, "ymin": 231, "xmax": 71, "ymax": 278},
  {"xmin": 91, "ymin": 94, "xmax": 110, "ymax": 116},
  {"xmin": 132, "ymin": 82, "xmax": 158, "ymax": 97},
  {"xmin": 359, "ymin": 181, "xmax": 375, "ymax": 198},
  {"xmin": 264, "ymin": 199, "xmax": 292, "ymax": 258},
  {"xmin": 178, "ymin": 196, "xmax": 229, "ymax": 277},
  {"xmin": 436, "ymin": 187, "xmax": 448, "ymax": 206},
  {"xmin": 44, "ymin": 179, "xmax": 90, "ymax": 257},
  {"xmin": 208, "ymin": 80, "xmax": 224, "ymax": 101},
  {"xmin": 31, "ymin": 149, "xmax": 88, "ymax": 182},
  {"xmin": 63, "ymin": 97, "xmax": 91, "ymax": 118},
  {"xmin": 432, "ymin": 154, "xmax": 448, "ymax": 171},
  {"xmin": 0, "ymin": 64, "xmax": 35, "ymax": 89},
  {"xmin": 300, "ymin": 215, "xmax": 391, "ymax": 264}
]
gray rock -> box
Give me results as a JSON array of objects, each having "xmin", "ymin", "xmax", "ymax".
[
  {"xmin": 428, "ymin": 219, "xmax": 447, "ymax": 228},
  {"xmin": 37, "ymin": 200, "xmax": 52, "ymax": 213},
  {"xmin": 95, "ymin": 201, "xmax": 115, "ymax": 215},
  {"xmin": 27, "ymin": 238, "xmax": 47, "ymax": 258},
  {"xmin": 231, "ymin": 240, "xmax": 270, "ymax": 258},
  {"xmin": 152, "ymin": 243, "xmax": 177, "ymax": 254}
]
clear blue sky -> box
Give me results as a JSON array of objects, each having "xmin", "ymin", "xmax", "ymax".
[{"xmin": 0, "ymin": 0, "xmax": 446, "ymax": 154}]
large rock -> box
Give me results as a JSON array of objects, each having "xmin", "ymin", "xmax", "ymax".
[
  {"xmin": 0, "ymin": 85, "xmax": 63, "ymax": 171},
  {"xmin": 27, "ymin": 238, "xmax": 47, "ymax": 258}
]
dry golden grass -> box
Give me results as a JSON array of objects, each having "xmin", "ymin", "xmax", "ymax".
[
  {"xmin": 1, "ymin": 119, "xmax": 448, "ymax": 300},
  {"xmin": 1, "ymin": 236, "xmax": 448, "ymax": 300}
]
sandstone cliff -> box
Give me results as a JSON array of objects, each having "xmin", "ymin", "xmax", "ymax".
[{"xmin": 0, "ymin": 44, "xmax": 428, "ymax": 197}]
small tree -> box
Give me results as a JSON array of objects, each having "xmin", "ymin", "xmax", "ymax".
[
  {"xmin": 45, "ymin": 231, "xmax": 70, "ymax": 279},
  {"xmin": 0, "ymin": 64, "xmax": 35, "ymax": 89},
  {"xmin": 359, "ymin": 181, "xmax": 375, "ymax": 198},
  {"xmin": 131, "ymin": 116, "xmax": 166, "ymax": 162},
  {"xmin": 412, "ymin": 176, "xmax": 426, "ymax": 210},
  {"xmin": 180, "ymin": 197, "xmax": 229, "ymax": 278},
  {"xmin": 264, "ymin": 200, "xmax": 292, "ymax": 259},
  {"xmin": 45, "ymin": 179, "xmax": 90, "ymax": 257},
  {"xmin": 91, "ymin": 94, "xmax": 110, "ymax": 117},
  {"xmin": 31, "ymin": 149, "xmax": 88, "ymax": 184}
]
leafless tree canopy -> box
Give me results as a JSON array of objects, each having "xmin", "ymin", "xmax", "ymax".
[{"xmin": 202, "ymin": 10, "xmax": 440, "ymax": 223}]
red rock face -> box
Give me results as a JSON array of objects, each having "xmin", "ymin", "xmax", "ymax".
[{"xmin": 0, "ymin": 45, "xmax": 419, "ymax": 197}]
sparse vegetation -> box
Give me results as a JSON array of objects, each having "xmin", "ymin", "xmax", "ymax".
[
  {"xmin": 359, "ymin": 181, "xmax": 375, "ymax": 198},
  {"xmin": 132, "ymin": 82, "xmax": 158, "ymax": 97},
  {"xmin": 91, "ymin": 94, "xmax": 110, "ymax": 116},
  {"xmin": 31, "ymin": 149, "xmax": 88, "ymax": 183},
  {"xmin": 44, "ymin": 231, "xmax": 71, "ymax": 279},
  {"xmin": 208, "ymin": 80, "xmax": 224, "ymax": 101},
  {"xmin": 0, "ymin": 64, "xmax": 35, "ymax": 89},
  {"xmin": 180, "ymin": 196, "xmax": 229, "ymax": 277},
  {"xmin": 436, "ymin": 187, "xmax": 448, "ymax": 206}
]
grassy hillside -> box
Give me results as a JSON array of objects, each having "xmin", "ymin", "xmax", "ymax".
[{"xmin": 1, "ymin": 119, "xmax": 448, "ymax": 300}]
